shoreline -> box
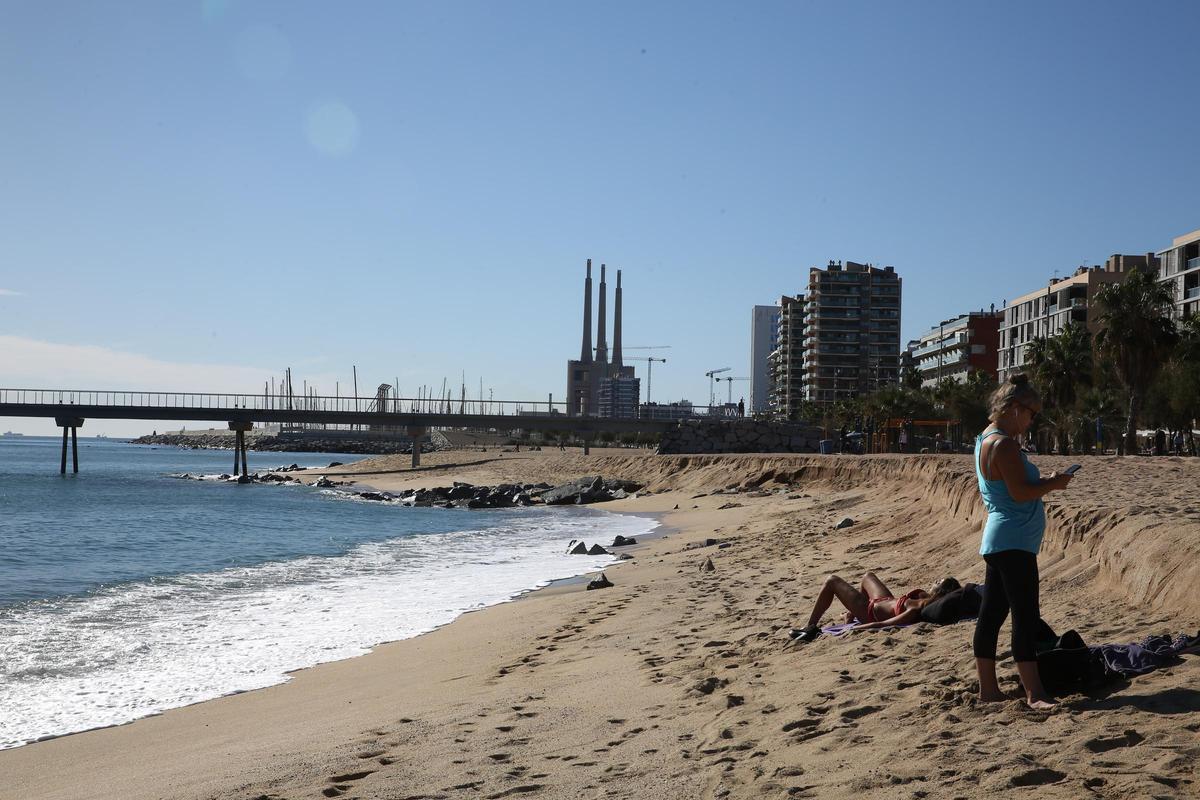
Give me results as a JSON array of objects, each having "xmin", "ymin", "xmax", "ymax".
[
  {"xmin": 0, "ymin": 475, "xmax": 656, "ymax": 754},
  {"xmin": 2, "ymin": 450, "xmax": 1198, "ymax": 799}
]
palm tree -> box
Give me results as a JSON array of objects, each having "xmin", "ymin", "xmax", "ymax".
[
  {"xmin": 1024, "ymin": 323, "xmax": 1093, "ymax": 453},
  {"xmin": 1077, "ymin": 386, "xmax": 1124, "ymax": 454},
  {"xmin": 1093, "ymin": 269, "xmax": 1178, "ymax": 454}
]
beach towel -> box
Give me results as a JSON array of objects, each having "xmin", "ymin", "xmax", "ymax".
[
  {"xmin": 1089, "ymin": 632, "xmax": 1200, "ymax": 680},
  {"xmin": 820, "ymin": 621, "xmax": 916, "ymax": 636}
]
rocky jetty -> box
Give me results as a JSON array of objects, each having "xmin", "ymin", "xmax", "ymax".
[
  {"xmin": 348, "ymin": 475, "xmax": 642, "ymax": 509},
  {"xmin": 657, "ymin": 419, "xmax": 823, "ymax": 455}
]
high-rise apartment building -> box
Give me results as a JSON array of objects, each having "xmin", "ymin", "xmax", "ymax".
[
  {"xmin": 997, "ymin": 255, "xmax": 1157, "ymax": 383},
  {"xmin": 1156, "ymin": 226, "xmax": 1200, "ymax": 319},
  {"xmin": 767, "ymin": 294, "xmax": 805, "ymax": 418},
  {"xmin": 801, "ymin": 261, "xmax": 901, "ymax": 403},
  {"xmin": 908, "ymin": 310, "xmax": 1003, "ymax": 388},
  {"xmin": 749, "ymin": 305, "xmax": 780, "ymax": 414}
]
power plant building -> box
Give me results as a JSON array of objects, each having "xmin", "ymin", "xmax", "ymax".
[{"xmin": 566, "ymin": 260, "xmax": 639, "ymax": 417}]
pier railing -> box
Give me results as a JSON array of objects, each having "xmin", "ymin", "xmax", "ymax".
[
  {"xmin": 0, "ymin": 388, "xmax": 568, "ymax": 417},
  {"xmin": 0, "ymin": 388, "xmax": 739, "ymax": 421}
]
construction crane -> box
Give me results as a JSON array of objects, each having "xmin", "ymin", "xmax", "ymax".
[
  {"xmin": 624, "ymin": 357, "xmax": 667, "ymax": 403},
  {"xmin": 594, "ymin": 345, "xmax": 671, "ymax": 353},
  {"xmin": 716, "ymin": 376, "xmax": 749, "ymax": 405},
  {"xmin": 705, "ymin": 367, "xmax": 731, "ymax": 408}
]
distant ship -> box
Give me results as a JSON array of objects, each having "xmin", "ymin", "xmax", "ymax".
[{"xmin": 2, "ymin": 431, "xmax": 24, "ymax": 437}]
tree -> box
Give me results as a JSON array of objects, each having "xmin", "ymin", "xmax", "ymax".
[
  {"xmin": 1077, "ymin": 386, "xmax": 1125, "ymax": 454},
  {"xmin": 1024, "ymin": 322, "xmax": 1093, "ymax": 454},
  {"xmin": 932, "ymin": 370, "xmax": 996, "ymax": 436},
  {"xmin": 1147, "ymin": 313, "xmax": 1200, "ymax": 454},
  {"xmin": 1093, "ymin": 269, "xmax": 1178, "ymax": 454}
]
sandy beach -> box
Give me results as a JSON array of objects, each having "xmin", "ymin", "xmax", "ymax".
[{"xmin": 2, "ymin": 449, "xmax": 1198, "ymax": 800}]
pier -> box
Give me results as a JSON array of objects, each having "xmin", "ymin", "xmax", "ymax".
[{"xmin": 0, "ymin": 388, "xmax": 705, "ymax": 473}]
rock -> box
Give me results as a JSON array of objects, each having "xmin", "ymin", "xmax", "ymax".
[
  {"xmin": 700, "ymin": 556, "xmax": 715, "ymax": 573},
  {"xmin": 586, "ymin": 572, "xmax": 613, "ymax": 591},
  {"xmin": 568, "ymin": 542, "xmax": 589, "ymax": 555},
  {"xmin": 587, "ymin": 544, "xmax": 610, "ymax": 555},
  {"xmin": 673, "ymin": 504, "xmax": 680, "ymax": 510},
  {"xmin": 358, "ymin": 491, "xmax": 391, "ymax": 502},
  {"xmin": 327, "ymin": 461, "xmax": 343, "ymax": 467},
  {"xmin": 311, "ymin": 476, "xmax": 337, "ymax": 488},
  {"xmin": 835, "ymin": 517, "xmax": 855, "ymax": 529},
  {"xmin": 617, "ymin": 553, "xmax": 634, "ymax": 560},
  {"xmin": 685, "ymin": 538, "xmax": 723, "ymax": 551},
  {"xmin": 235, "ymin": 474, "xmax": 252, "ymax": 484},
  {"xmin": 447, "ymin": 484, "xmax": 476, "ymax": 500},
  {"xmin": 717, "ymin": 502, "xmax": 743, "ymax": 510},
  {"xmin": 542, "ymin": 476, "xmax": 605, "ymax": 505},
  {"xmin": 611, "ymin": 535, "xmax": 637, "ymax": 547}
]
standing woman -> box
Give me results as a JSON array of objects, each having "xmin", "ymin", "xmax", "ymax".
[{"xmin": 973, "ymin": 374, "xmax": 1072, "ymax": 709}]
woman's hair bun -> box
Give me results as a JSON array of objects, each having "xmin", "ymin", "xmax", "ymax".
[{"xmin": 1009, "ymin": 373, "xmax": 1030, "ymax": 386}]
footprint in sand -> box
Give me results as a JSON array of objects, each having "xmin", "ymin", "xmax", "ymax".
[
  {"xmin": 1084, "ymin": 730, "xmax": 1144, "ymax": 753},
  {"xmin": 839, "ymin": 705, "xmax": 882, "ymax": 721},
  {"xmin": 1009, "ymin": 768, "xmax": 1067, "ymax": 787},
  {"xmin": 484, "ymin": 786, "xmax": 545, "ymax": 799}
]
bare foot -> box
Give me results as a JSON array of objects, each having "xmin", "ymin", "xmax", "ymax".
[{"xmin": 1025, "ymin": 697, "xmax": 1057, "ymax": 711}]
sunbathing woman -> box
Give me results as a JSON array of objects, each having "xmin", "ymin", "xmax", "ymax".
[{"xmin": 791, "ymin": 572, "xmax": 961, "ymax": 641}]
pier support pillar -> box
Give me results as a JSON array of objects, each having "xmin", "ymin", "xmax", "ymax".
[
  {"xmin": 228, "ymin": 421, "xmax": 253, "ymax": 478},
  {"xmin": 55, "ymin": 417, "xmax": 85, "ymax": 474},
  {"xmin": 407, "ymin": 426, "xmax": 426, "ymax": 468}
]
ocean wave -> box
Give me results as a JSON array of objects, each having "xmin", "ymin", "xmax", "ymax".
[{"xmin": 0, "ymin": 509, "xmax": 655, "ymax": 749}]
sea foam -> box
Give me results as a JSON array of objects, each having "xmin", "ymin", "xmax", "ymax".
[{"xmin": 0, "ymin": 508, "xmax": 653, "ymax": 749}]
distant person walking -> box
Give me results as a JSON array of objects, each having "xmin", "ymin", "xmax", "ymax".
[
  {"xmin": 737, "ymin": 397, "xmax": 745, "ymax": 418},
  {"xmin": 973, "ymin": 374, "xmax": 1072, "ymax": 709}
]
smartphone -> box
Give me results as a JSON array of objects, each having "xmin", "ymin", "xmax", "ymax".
[{"xmin": 1064, "ymin": 464, "xmax": 1082, "ymax": 475}]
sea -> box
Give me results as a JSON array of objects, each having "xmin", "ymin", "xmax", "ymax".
[{"xmin": 0, "ymin": 436, "xmax": 654, "ymax": 750}]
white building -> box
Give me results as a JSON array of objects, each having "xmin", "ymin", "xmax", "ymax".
[
  {"xmin": 749, "ymin": 304, "xmax": 780, "ymax": 414},
  {"xmin": 997, "ymin": 255, "xmax": 1156, "ymax": 383},
  {"xmin": 1156, "ymin": 226, "xmax": 1200, "ymax": 319}
]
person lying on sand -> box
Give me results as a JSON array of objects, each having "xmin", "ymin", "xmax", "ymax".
[{"xmin": 791, "ymin": 572, "xmax": 963, "ymax": 642}]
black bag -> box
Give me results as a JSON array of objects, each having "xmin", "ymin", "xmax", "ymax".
[{"xmin": 1035, "ymin": 629, "xmax": 1091, "ymax": 694}]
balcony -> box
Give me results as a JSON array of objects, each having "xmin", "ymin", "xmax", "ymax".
[
  {"xmin": 1186, "ymin": 286, "xmax": 1200, "ymax": 300},
  {"xmin": 1189, "ymin": 256, "xmax": 1200, "ymax": 270}
]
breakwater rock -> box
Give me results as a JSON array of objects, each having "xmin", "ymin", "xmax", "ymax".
[
  {"xmin": 351, "ymin": 475, "xmax": 643, "ymax": 509},
  {"xmin": 657, "ymin": 419, "xmax": 824, "ymax": 455}
]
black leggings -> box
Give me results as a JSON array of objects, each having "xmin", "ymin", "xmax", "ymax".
[{"xmin": 973, "ymin": 549, "xmax": 1040, "ymax": 662}]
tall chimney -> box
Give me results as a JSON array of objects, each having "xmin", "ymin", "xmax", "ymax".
[
  {"xmin": 596, "ymin": 264, "xmax": 609, "ymax": 364},
  {"xmin": 580, "ymin": 259, "xmax": 593, "ymax": 363},
  {"xmin": 612, "ymin": 269, "xmax": 623, "ymax": 369}
]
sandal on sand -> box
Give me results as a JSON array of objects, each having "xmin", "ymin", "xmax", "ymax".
[{"xmin": 790, "ymin": 625, "xmax": 821, "ymax": 643}]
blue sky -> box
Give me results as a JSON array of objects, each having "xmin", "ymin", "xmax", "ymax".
[{"xmin": 2, "ymin": 1, "xmax": 1199, "ymax": 434}]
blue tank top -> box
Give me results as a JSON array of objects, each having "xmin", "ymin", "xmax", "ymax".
[{"xmin": 975, "ymin": 429, "xmax": 1045, "ymax": 555}]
